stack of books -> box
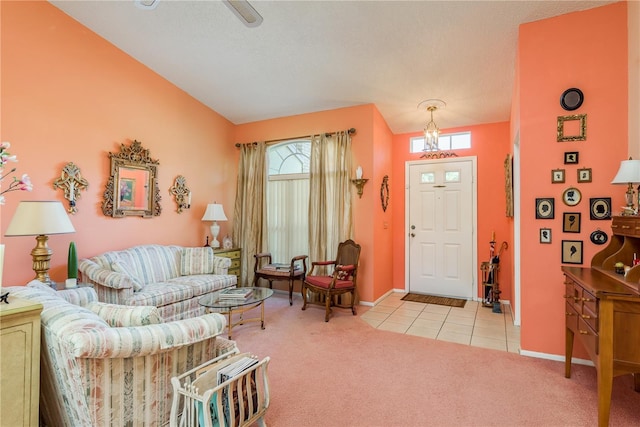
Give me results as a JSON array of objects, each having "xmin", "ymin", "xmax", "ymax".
[
  {"xmin": 218, "ymin": 288, "xmax": 253, "ymax": 300},
  {"xmin": 262, "ymin": 263, "xmax": 301, "ymax": 272}
]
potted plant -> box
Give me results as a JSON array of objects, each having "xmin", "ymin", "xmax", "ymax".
[{"xmin": 66, "ymin": 241, "xmax": 78, "ymax": 288}]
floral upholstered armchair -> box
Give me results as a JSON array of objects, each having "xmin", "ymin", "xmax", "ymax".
[{"xmin": 4, "ymin": 281, "xmax": 237, "ymax": 426}]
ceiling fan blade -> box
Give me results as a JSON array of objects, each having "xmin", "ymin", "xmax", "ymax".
[{"xmin": 223, "ymin": 0, "xmax": 263, "ymax": 27}]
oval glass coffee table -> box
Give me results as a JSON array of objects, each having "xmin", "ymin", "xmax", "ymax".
[{"xmin": 199, "ymin": 287, "xmax": 274, "ymax": 339}]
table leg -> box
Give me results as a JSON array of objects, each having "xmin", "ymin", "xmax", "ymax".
[
  {"xmin": 260, "ymin": 301, "xmax": 265, "ymax": 329},
  {"xmin": 565, "ymin": 327, "xmax": 574, "ymax": 378},
  {"xmin": 227, "ymin": 309, "xmax": 233, "ymax": 340}
]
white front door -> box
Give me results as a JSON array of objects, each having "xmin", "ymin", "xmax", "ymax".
[{"xmin": 407, "ymin": 157, "xmax": 476, "ymax": 299}]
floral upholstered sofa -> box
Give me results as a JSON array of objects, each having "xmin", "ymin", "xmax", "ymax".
[
  {"xmin": 79, "ymin": 245, "xmax": 237, "ymax": 321},
  {"xmin": 4, "ymin": 281, "xmax": 237, "ymax": 427}
]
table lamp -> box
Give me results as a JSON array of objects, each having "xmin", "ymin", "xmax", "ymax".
[
  {"xmin": 202, "ymin": 203, "xmax": 227, "ymax": 248},
  {"xmin": 611, "ymin": 158, "xmax": 640, "ymax": 214},
  {"xmin": 4, "ymin": 200, "xmax": 76, "ymax": 286}
]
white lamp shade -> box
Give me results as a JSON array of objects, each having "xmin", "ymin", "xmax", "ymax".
[
  {"xmin": 201, "ymin": 203, "xmax": 228, "ymax": 222},
  {"xmin": 5, "ymin": 201, "xmax": 75, "ymax": 236},
  {"xmin": 611, "ymin": 159, "xmax": 640, "ymax": 184}
]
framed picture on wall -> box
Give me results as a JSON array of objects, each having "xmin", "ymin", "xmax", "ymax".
[
  {"xmin": 564, "ymin": 152, "xmax": 579, "ymax": 164},
  {"xmin": 562, "ymin": 240, "xmax": 583, "ymax": 264},
  {"xmin": 535, "ymin": 198, "xmax": 554, "ymax": 219},
  {"xmin": 551, "ymin": 169, "xmax": 565, "ymax": 184},
  {"xmin": 590, "ymin": 197, "xmax": 612, "ymax": 220},
  {"xmin": 540, "ymin": 228, "xmax": 552, "ymax": 244},
  {"xmin": 577, "ymin": 168, "xmax": 592, "ymax": 183},
  {"xmin": 563, "ymin": 212, "xmax": 581, "ymax": 233}
]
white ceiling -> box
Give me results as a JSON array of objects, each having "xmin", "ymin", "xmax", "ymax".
[{"xmin": 49, "ymin": 0, "xmax": 614, "ymax": 134}]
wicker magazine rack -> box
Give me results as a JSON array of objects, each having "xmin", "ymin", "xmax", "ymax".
[{"xmin": 170, "ymin": 351, "xmax": 270, "ymax": 427}]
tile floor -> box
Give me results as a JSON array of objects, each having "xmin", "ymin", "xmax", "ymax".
[{"xmin": 360, "ymin": 292, "xmax": 520, "ymax": 353}]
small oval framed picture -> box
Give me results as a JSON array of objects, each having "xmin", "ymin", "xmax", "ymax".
[
  {"xmin": 562, "ymin": 187, "xmax": 582, "ymax": 206},
  {"xmin": 577, "ymin": 168, "xmax": 592, "ymax": 183}
]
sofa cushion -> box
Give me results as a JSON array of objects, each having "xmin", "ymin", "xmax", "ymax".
[
  {"xmin": 180, "ymin": 247, "xmax": 215, "ymax": 275},
  {"xmin": 126, "ymin": 282, "xmax": 195, "ymax": 308},
  {"xmin": 111, "ymin": 259, "xmax": 144, "ymax": 291},
  {"xmin": 88, "ymin": 302, "xmax": 164, "ymax": 327}
]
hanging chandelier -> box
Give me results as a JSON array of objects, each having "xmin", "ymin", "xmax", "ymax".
[{"xmin": 417, "ymin": 99, "xmax": 446, "ymax": 152}]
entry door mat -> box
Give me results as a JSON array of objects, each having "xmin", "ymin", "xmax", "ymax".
[{"xmin": 401, "ymin": 293, "xmax": 467, "ymax": 308}]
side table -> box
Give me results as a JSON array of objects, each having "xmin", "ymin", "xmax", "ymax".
[
  {"xmin": 214, "ymin": 247, "xmax": 242, "ymax": 283},
  {"xmin": 0, "ymin": 294, "xmax": 43, "ymax": 426}
]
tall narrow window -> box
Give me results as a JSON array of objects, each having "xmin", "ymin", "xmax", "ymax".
[{"xmin": 266, "ymin": 140, "xmax": 311, "ymax": 262}]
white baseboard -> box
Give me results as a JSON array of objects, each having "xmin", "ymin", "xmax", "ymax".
[{"xmin": 519, "ymin": 349, "xmax": 594, "ymax": 367}]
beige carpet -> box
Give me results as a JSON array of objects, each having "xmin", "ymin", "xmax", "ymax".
[
  {"xmin": 230, "ymin": 293, "xmax": 640, "ymax": 426},
  {"xmin": 400, "ymin": 292, "xmax": 466, "ymax": 308}
]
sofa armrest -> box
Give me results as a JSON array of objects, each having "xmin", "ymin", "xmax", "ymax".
[
  {"xmin": 57, "ymin": 287, "xmax": 99, "ymax": 306},
  {"xmin": 79, "ymin": 258, "xmax": 135, "ymax": 304},
  {"xmin": 213, "ymin": 256, "xmax": 232, "ymax": 275},
  {"xmin": 68, "ymin": 312, "xmax": 230, "ymax": 359}
]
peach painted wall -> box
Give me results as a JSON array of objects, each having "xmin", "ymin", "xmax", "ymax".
[
  {"xmin": 371, "ymin": 106, "xmax": 394, "ymax": 302},
  {"xmin": 1, "ymin": 1, "xmax": 237, "ymax": 286},
  {"xmin": 391, "ymin": 122, "xmax": 512, "ymax": 302},
  {"xmin": 518, "ymin": 2, "xmax": 628, "ymax": 356},
  {"xmin": 233, "ymin": 104, "xmax": 383, "ymax": 302}
]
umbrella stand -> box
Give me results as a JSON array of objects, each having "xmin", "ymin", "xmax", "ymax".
[{"xmin": 481, "ymin": 238, "xmax": 508, "ymax": 313}]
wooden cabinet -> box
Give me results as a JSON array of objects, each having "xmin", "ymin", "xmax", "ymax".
[
  {"xmin": 562, "ymin": 216, "xmax": 640, "ymax": 427},
  {"xmin": 214, "ymin": 247, "xmax": 242, "ymax": 283},
  {"xmin": 0, "ymin": 295, "xmax": 43, "ymax": 427}
]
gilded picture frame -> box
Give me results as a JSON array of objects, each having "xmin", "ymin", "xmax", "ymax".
[{"xmin": 557, "ymin": 114, "xmax": 587, "ymax": 142}]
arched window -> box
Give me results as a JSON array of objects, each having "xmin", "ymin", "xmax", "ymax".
[
  {"xmin": 266, "ymin": 140, "xmax": 311, "ymax": 263},
  {"xmin": 268, "ymin": 139, "xmax": 310, "ymax": 177}
]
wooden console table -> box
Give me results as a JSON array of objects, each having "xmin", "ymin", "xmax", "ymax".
[
  {"xmin": 562, "ymin": 216, "xmax": 640, "ymax": 427},
  {"xmin": 0, "ymin": 295, "xmax": 43, "ymax": 426}
]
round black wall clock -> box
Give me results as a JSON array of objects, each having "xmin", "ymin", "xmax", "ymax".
[{"xmin": 560, "ymin": 88, "xmax": 584, "ymax": 111}]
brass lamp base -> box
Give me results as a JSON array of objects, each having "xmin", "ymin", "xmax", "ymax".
[{"xmin": 30, "ymin": 234, "xmax": 54, "ymax": 285}]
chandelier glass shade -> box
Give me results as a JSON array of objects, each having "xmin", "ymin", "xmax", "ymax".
[
  {"xmin": 423, "ymin": 106, "xmax": 440, "ymax": 151},
  {"xmin": 418, "ymin": 99, "xmax": 446, "ymax": 152}
]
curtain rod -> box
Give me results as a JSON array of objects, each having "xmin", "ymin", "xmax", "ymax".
[{"xmin": 235, "ymin": 127, "xmax": 356, "ymax": 148}]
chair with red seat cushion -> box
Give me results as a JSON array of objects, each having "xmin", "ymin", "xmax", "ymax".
[{"xmin": 301, "ymin": 239, "xmax": 361, "ymax": 322}]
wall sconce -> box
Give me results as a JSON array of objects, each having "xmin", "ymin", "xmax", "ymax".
[
  {"xmin": 52, "ymin": 162, "xmax": 89, "ymax": 214},
  {"xmin": 169, "ymin": 175, "xmax": 191, "ymax": 213},
  {"xmin": 351, "ymin": 166, "xmax": 368, "ymax": 198},
  {"xmin": 611, "ymin": 157, "xmax": 640, "ymax": 215}
]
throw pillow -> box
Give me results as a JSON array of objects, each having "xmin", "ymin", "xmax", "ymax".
[
  {"xmin": 181, "ymin": 247, "xmax": 215, "ymax": 275},
  {"xmin": 111, "ymin": 259, "xmax": 144, "ymax": 291},
  {"xmin": 335, "ymin": 264, "xmax": 353, "ymax": 280},
  {"xmin": 88, "ymin": 301, "xmax": 164, "ymax": 327}
]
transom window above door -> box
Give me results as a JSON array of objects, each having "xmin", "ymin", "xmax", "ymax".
[{"xmin": 410, "ymin": 132, "xmax": 472, "ymax": 153}]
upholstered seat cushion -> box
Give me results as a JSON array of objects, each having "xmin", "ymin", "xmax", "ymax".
[{"xmin": 305, "ymin": 275, "xmax": 354, "ymax": 289}]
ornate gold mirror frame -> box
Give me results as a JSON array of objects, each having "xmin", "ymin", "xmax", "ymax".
[
  {"xmin": 557, "ymin": 114, "xmax": 587, "ymax": 142},
  {"xmin": 102, "ymin": 140, "xmax": 161, "ymax": 217}
]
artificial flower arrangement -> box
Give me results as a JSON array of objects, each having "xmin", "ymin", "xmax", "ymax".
[{"xmin": 0, "ymin": 141, "xmax": 33, "ymax": 204}]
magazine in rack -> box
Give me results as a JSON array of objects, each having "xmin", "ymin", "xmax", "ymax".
[{"xmin": 191, "ymin": 353, "xmax": 260, "ymax": 427}]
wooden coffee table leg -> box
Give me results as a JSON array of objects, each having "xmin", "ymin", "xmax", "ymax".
[
  {"xmin": 227, "ymin": 309, "xmax": 233, "ymax": 339},
  {"xmin": 261, "ymin": 301, "xmax": 266, "ymax": 329}
]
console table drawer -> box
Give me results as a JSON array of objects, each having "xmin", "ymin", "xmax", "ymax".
[
  {"xmin": 565, "ymin": 302, "xmax": 579, "ymax": 332},
  {"xmin": 577, "ymin": 317, "xmax": 598, "ymax": 355}
]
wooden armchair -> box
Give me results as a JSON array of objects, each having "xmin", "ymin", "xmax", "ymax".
[
  {"xmin": 301, "ymin": 239, "xmax": 361, "ymax": 322},
  {"xmin": 253, "ymin": 253, "xmax": 308, "ymax": 305}
]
